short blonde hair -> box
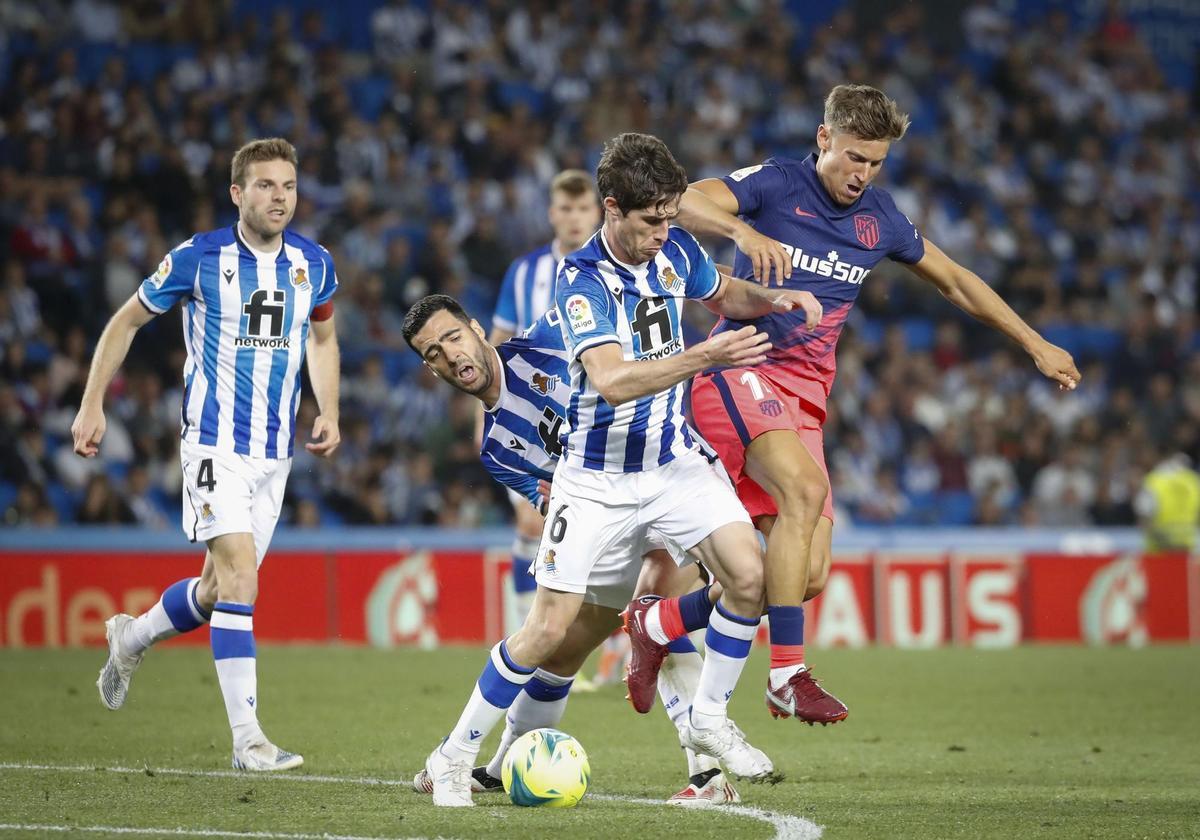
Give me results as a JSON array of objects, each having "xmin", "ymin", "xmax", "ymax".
[
  {"xmin": 550, "ymin": 169, "xmax": 595, "ymax": 199},
  {"xmin": 231, "ymin": 138, "xmax": 298, "ymax": 187},
  {"xmin": 823, "ymin": 84, "xmax": 910, "ymax": 142}
]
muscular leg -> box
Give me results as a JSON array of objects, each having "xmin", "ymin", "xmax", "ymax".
[
  {"xmin": 805, "ymin": 517, "xmax": 833, "ymax": 601},
  {"xmin": 482, "ymin": 603, "xmax": 620, "ymax": 780},
  {"xmin": 743, "ymin": 432, "xmax": 846, "ymax": 722},
  {"xmin": 207, "ymin": 532, "xmax": 268, "ymax": 750},
  {"xmin": 743, "ymin": 430, "xmax": 827, "ymax": 605}
]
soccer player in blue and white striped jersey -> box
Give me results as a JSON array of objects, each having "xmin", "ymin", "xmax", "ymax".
[
  {"xmin": 404, "ymin": 294, "xmax": 761, "ymax": 807},
  {"xmin": 488, "ymin": 170, "xmax": 601, "ymax": 624},
  {"xmin": 72, "ymin": 138, "xmax": 341, "ymax": 773},
  {"xmin": 412, "ymin": 136, "xmax": 822, "ymax": 806}
]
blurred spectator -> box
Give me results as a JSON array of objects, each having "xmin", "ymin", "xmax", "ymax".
[
  {"xmin": 1, "ymin": 0, "xmax": 1196, "ymax": 529},
  {"xmin": 1135, "ymin": 451, "xmax": 1200, "ymax": 551}
]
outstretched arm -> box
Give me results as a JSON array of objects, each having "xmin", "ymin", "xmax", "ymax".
[
  {"xmin": 71, "ymin": 295, "xmax": 157, "ymax": 457},
  {"xmin": 908, "ymin": 238, "xmax": 1081, "ymax": 389},
  {"xmin": 305, "ymin": 315, "xmax": 342, "ymax": 456},
  {"xmin": 703, "ymin": 272, "xmax": 822, "ymax": 326}
]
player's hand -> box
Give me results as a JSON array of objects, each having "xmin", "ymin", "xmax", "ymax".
[
  {"xmin": 536, "ymin": 479, "xmax": 552, "ymax": 515},
  {"xmin": 306, "ymin": 414, "xmax": 341, "ymax": 457},
  {"xmin": 770, "ymin": 290, "xmax": 823, "ymax": 330},
  {"xmin": 1031, "ymin": 340, "xmax": 1081, "ymax": 391},
  {"xmin": 71, "ymin": 403, "xmax": 106, "ymax": 458},
  {"xmin": 696, "ymin": 325, "xmax": 772, "ymax": 368},
  {"xmin": 732, "ymin": 227, "xmax": 791, "ymax": 286}
]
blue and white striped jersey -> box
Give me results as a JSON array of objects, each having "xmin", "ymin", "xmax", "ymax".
[
  {"xmin": 137, "ymin": 226, "xmax": 338, "ymax": 459},
  {"xmin": 480, "ymin": 310, "xmax": 571, "ymax": 506},
  {"xmin": 555, "ymin": 226, "xmax": 721, "ymax": 473},
  {"xmin": 491, "ymin": 242, "xmax": 560, "ymax": 335}
]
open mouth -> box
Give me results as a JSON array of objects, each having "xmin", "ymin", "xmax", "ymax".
[
  {"xmin": 268, "ymin": 209, "xmax": 286, "ymax": 220},
  {"xmin": 846, "ymin": 183, "xmax": 863, "ymax": 197},
  {"xmin": 457, "ymin": 364, "xmax": 477, "ymax": 386}
]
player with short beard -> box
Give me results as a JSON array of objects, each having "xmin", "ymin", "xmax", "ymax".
[{"xmin": 74, "ymin": 137, "xmax": 341, "ymax": 772}]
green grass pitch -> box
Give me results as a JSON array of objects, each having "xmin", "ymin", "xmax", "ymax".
[{"xmin": 2, "ymin": 645, "xmax": 1198, "ymax": 839}]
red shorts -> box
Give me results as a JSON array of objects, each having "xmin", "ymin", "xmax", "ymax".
[{"xmin": 691, "ymin": 368, "xmax": 833, "ymax": 522}]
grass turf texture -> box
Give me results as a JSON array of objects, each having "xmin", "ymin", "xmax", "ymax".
[{"xmin": 1, "ymin": 646, "xmax": 1198, "ymax": 839}]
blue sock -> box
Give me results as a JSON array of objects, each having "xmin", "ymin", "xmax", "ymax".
[
  {"xmin": 678, "ymin": 585, "xmax": 716, "ymax": 632},
  {"xmin": 667, "ymin": 636, "xmax": 698, "ymax": 654}
]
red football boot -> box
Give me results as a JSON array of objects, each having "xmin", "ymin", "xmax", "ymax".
[
  {"xmin": 765, "ymin": 669, "xmax": 848, "ymax": 725},
  {"xmin": 622, "ymin": 595, "xmax": 670, "ymax": 714}
]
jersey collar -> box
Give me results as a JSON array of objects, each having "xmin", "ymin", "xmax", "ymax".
[{"xmin": 234, "ymin": 222, "xmax": 285, "ymax": 260}]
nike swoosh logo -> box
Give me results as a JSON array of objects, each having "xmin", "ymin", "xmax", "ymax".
[{"xmin": 794, "ymin": 207, "xmax": 818, "ymax": 218}]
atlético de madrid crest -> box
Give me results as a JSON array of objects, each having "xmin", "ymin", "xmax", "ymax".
[{"xmin": 854, "ymin": 214, "xmax": 880, "ymax": 249}]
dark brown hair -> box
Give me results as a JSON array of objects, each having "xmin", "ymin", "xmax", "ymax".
[{"xmin": 596, "ymin": 133, "xmax": 688, "ymax": 214}]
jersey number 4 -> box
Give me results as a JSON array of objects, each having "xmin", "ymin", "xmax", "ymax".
[
  {"xmin": 538, "ymin": 407, "xmax": 564, "ymax": 458},
  {"xmin": 196, "ymin": 458, "xmax": 216, "ymax": 491}
]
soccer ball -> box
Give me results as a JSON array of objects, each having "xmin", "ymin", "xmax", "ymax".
[{"xmin": 501, "ymin": 728, "xmax": 591, "ymax": 808}]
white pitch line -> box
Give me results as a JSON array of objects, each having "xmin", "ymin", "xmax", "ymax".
[
  {"xmin": 0, "ymin": 762, "xmax": 823, "ymax": 840},
  {"xmin": 0, "ymin": 825, "xmax": 432, "ymax": 840}
]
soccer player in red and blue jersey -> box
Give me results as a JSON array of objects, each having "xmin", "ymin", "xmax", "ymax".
[{"xmin": 656, "ymin": 84, "xmax": 1081, "ymax": 723}]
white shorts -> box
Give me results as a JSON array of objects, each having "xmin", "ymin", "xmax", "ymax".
[
  {"xmin": 180, "ymin": 440, "xmax": 291, "ymax": 567},
  {"xmin": 534, "ymin": 449, "xmax": 751, "ymax": 610}
]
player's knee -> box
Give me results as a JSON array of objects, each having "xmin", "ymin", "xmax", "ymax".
[
  {"xmin": 722, "ymin": 562, "xmax": 764, "ymax": 614},
  {"xmin": 194, "ymin": 577, "xmax": 218, "ymax": 612},
  {"xmin": 521, "ymin": 613, "xmax": 570, "ymax": 659},
  {"xmin": 776, "ymin": 475, "xmax": 828, "ymax": 521},
  {"xmin": 217, "ymin": 568, "xmax": 258, "ymax": 605}
]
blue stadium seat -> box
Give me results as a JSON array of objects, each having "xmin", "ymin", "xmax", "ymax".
[
  {"xmin": 934, "ymin": 490, "xmax": 976, "ymax": 526},
  {"xmin": 45, "ymin": 482, "xmax": 79, "ymax": 522},
  {"xmin": 350, "ymin": 76, "xmax": 392, "ymax": 121},
  {"xmin": 0, "ymin": 481, "xmax": 17, "ymax": 514},
  {"xmin": 902, "ymin": 318, "xmax": 935, "ymax": 352}
]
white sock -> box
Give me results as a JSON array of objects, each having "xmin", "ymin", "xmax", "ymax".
[
  {"xmin": 210, "ymin": 602, "xmax": 262, "ymax": 750},
  {"xmin": 484, "ymin": 668, "xmax": 572, "ymax": 779},
  {"xmin": 645, "ymin": 601, "xmax": 671, "ymax": 645},
  {"xmin": 127, "ymin": 577, "xmax": 209, "ymax": 654},
  {"xmin": 768, "ymin": 662, "xmax": 808, "ymax": 690},
  {"xmin": 658, "ymin": 651, "xmax": 718, "ymax": 778},
  {"xmin": 444, "ymin": 641, "xmax": 534, "ymax": 761},
  {"xmin": 691, "ymin": 601, "xmax": 759, "ymax": 729}
]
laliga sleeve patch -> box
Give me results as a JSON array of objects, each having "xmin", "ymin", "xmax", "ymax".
[
  {"xmin": 565, "ymin": 294, "xmax": 597, "ymax": 333},
  {"xmin": 152, "ymin": 253, "xmax": 172, "ymax": 287},
  {"xmin": 727, "ymin": 165, "xmax": 763, "ymax": 182}
]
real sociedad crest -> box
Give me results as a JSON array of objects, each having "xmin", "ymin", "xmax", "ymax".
[
  {"xmin": 659, "ymin": 265, "xmax": 683, "ymax": 292},
  {"xmin": 289, "ymin": 266, "xmax": 311, "ymax": 290}
]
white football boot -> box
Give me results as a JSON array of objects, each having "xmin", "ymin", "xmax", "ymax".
[
  {"xmin": 232, "ymin": 739, "xmax": 304, "ymax": 772},
  {"xmin": 682, "ymin": 718, "xmax": 775, "ymax": 781},
  {"xmin": 97, "ymin": 614, "xmax": 144, "ymax": 710},
  {"xmin": 424, "ymin": 743, "xmax": 474, "ymax": 807},
  {"xmin": 412, "ymin": 765, "xmax": 502, "ymax": 794},
  {"xmin": 667, "ymin": 770, "xmax": 742, "ymax": 807}
]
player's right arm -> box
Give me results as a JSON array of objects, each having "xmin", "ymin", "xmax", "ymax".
[
  {"xmin": 71, "ymin": 294, "xmax": 157, "ymax": 457},
  {"xmin": 678, "ymin": 179, "xmax": 792, "ymax": 286},
  {"xmin": 578, "ymin": 334, "xmax": 769, "ymax": 406},
  {"xmin": 73, "ymin": 241, "xmax": 197, "ymax": 457}
]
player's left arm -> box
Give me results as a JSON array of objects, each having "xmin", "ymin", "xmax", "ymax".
[
  {"xmin": 305, "ymin": 314, "xmax": 341, "ymax": 456},
  {"xmin": 702, "ymin": 272, "xmax": 823, "ymax": 328},
  {"xmin": 908, "ymin": 238, "xmax": 1081, "ymax": 390}
]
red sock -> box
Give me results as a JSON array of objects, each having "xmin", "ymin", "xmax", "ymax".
[
  {"xmin": 657, "ymin": 597, "xmax": 687, "ymax": 641},
  {"xmin": 770, "ymin": 644, "xmax": 805, "ymax": 669}
]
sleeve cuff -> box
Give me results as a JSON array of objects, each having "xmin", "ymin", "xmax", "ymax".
[
  {"xmin": 568, "ymin": 335, "xmax": 620, "ymax": 361},
  {"xmin": 137, "ymin": 287, "xmax": 166, "ymax": 314},
  {"xmin": 696, "ymin": 271, "xmax": 723, "ymax": 301}
]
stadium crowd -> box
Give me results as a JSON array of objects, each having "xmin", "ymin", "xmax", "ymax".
[{"xmin": 1, "ymin": 0, "xmax": 1198, "ymax": 530}]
